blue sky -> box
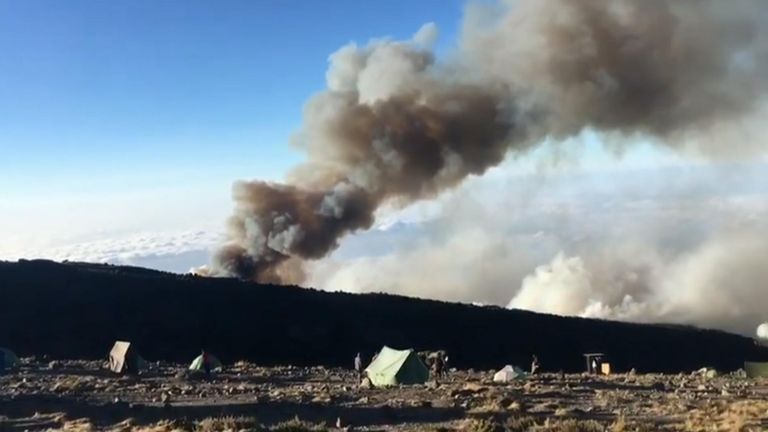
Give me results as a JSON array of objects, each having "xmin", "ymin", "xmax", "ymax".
[
  {"xmin": 0, "ymin": 0, "xmax": 750, "ymax": 264},
  {"xmin": 0, "ymin": 0, "xmax": 465, "ymax": 198},
  {"xmin": 0, "ymin": 0, "xmax": 469, "ymax": 251}
]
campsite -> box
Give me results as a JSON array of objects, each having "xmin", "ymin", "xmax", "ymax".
[
  {"xmin": 4, "ymin": 353, "xmax": 768, "ymax": 431},
  {"xmin": 3, "ymin": 261, "xmax": 768, "ymax": 430}
]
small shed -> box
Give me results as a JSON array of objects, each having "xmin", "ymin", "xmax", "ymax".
[{"xmin": 583, "ymin": 353, "xmax": 607, "ymax": 374}]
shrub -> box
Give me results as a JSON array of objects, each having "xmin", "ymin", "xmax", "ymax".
[
  {"xmin": 196, "ymin": 416, "xmax": 259, "ymax": 432},
  {"xmin": 270, "ymin": 417, "xmax": 327, "ymax": 432}
]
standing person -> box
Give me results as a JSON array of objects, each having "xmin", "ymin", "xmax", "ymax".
[
  {"xmin": 432, "ymin": 354, "xmax": 443, "ymax": 381},
  {"xmin": 201, "ymin": 350, "xmax": 211, "ymax": 380},
  {"xmin": 443, "ymin": 354, "xmax": 450, "ymax": 380},
  {"xmin": 531, "ymin": 355, "xmax": 540, "ymax": 375},
  {"xmin": 0, "ymin": 350, "xmax": 5, "ymax": 375},
  {"xmin": 354, "ymin": 352, "xmax": 363, "ymax": 382}
]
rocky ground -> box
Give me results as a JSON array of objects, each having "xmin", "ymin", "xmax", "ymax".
[{"xmin": 1, "ymin": 359, "xmax": 768, "ymax": 431}]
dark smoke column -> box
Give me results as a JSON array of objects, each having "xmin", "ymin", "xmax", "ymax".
[
  {"xmin": 209, "ymin": 0, "xmax": 768, "ymax": 284},
  {"xmin": 208, "ymin": 25, "xmax": 526, "ymax": 282}
]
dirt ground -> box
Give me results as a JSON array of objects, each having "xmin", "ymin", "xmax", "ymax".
[{"xmin": 1, "ymin": 359, "xmax": 768, "ymax": 431}]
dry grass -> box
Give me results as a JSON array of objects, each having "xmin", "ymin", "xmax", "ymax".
[
  {"xmin": 461, "ymin": 417, "xmax": 605, "ymax": 432},
  {"xmin": 461, "ymin": 418, "xmax": 506, "ymax": 432},
  {"xmin": 61, "ymin": 418, "xmax": 96, "ymax": 431},
  {"xmin": 504, "ymin": 416, "xmax": 537, "ymax": 432},
  {"xmin": 544, "ymin": 419, "xmax": 604, "ymax": 432},
  {"xmin": 269, "ymin": 417, "xmax": 327, "ymax": 432},
  {"xmin": 107, "ymin": 418, "xmax": 189, "ymax": 432},
  {"xmin": 196, "ymin": 416, "xmax": 259, "ymax": 432},
  {"xmin": 685, "ymin": 400, "xmax": 768, "ymax": 432}
]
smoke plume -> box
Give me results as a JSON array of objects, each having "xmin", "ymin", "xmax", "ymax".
[
  {"xmin": 211, "ymin": 0, "xmax": 768, "ymax": 283},
  {"xmin": 306, "ymin": 163, "xmax": 768, "ymax": 335}
]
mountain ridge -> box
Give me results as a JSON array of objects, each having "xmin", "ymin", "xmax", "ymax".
[{"xmin": 0, "ymin": 259, "xmax": 763, "ymax": 372}]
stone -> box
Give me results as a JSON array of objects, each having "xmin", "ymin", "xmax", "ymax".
[{"xmin": 462, "ymin": 383, "xmax": 486, "ymax": 393}]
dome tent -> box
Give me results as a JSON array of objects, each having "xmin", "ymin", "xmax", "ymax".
[
  {"xmin": 0, "ymin": 347, "xmax": 20, "ymax": 371},
  {"xmin": 108, "ymin": 341, "xmax": 148, "ymax": 374},
  {"xmin": 493, "ymin": 365, "xmax": 527, "ymax": 382},
  {"xmin": 189, "ymin": 352, "xmax": 223, "ymax": 372},
  {"xmin": 365, "ymin": 346, "xmax": 429, "ymax": 387}
]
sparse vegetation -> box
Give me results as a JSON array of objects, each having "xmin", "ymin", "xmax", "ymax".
[
  {"xmin": 461, "ymin": 417, "xmax": 606, "ymax": 432},
  {"xmin": 545, "ymin": 419, "xmax": 605, "ymax": 432},
  {"xmin": 196, "ymin": 416, "xmax": 259, "ymax": 432},
  {"xmin": 269, "ymin": 417, "xmax": 327, "ymax": 432},
  {"xmin": 462, "ymin": 418, "xmax": 506, "ymax": 432},
  {"xmin": 505, "ymin": 416, "xmax": 537, "ymax": 432}
]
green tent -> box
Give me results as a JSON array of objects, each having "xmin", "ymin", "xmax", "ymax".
[
  {"xmin": 0, "ymin": 347, "xmax": 20, "ymax": 370},
  {"xmin": 189, "ymin": 353, "xmax": 223, "ymax": 372},
  {"xmin": 745, "ymin": 362, "xmax": 768, "ymax": 378},
  {"xmin": 365, "ymin": 346, "xmax": 429, "ymax": 387}
]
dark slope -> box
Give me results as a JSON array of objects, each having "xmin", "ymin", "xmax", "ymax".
[{"xmin": 0, "ymin": 259, "xmax": 763, "ymax": 372}]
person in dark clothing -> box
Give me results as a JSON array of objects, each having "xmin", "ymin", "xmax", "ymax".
[
  {"xmin": 201, "ymin": 350, "xmax": 211, "ymax": 379},
  {"xmin": 0, "ymin": 350, "xmax": 5, "ymax": 375},
  {"xmin": 432, "ymin": 355, "xmax": 444, "ymax": 381}
]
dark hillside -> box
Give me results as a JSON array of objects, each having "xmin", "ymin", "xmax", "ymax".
[{"xmin": 0, "ymin": 259, "xmax": 763, "ymax": 372}]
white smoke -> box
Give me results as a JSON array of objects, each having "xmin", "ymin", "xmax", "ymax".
[
  {"xmin": 509, "ymin": 229, "xmax": 768, "ymax": 335},
  {"xmin": 311, "ymin": 160, "xmax": 768, "ymax": 335}
]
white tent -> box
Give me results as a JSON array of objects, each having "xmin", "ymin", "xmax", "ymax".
[{"xmin": 493, "ymin": 365, "xmax": 527, "ymax": 382}]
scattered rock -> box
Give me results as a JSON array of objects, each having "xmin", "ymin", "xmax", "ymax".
[
  {"xmin": 463, "ymin": 383, "xmax": 486, "ymax": 393},
  {"xmin": 312, "ymin": 395, "xmax": 332, "ymax": 404},
  {"xmin": 431, "ymin": 398, "xmax": 454, "ymax": 409}
]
